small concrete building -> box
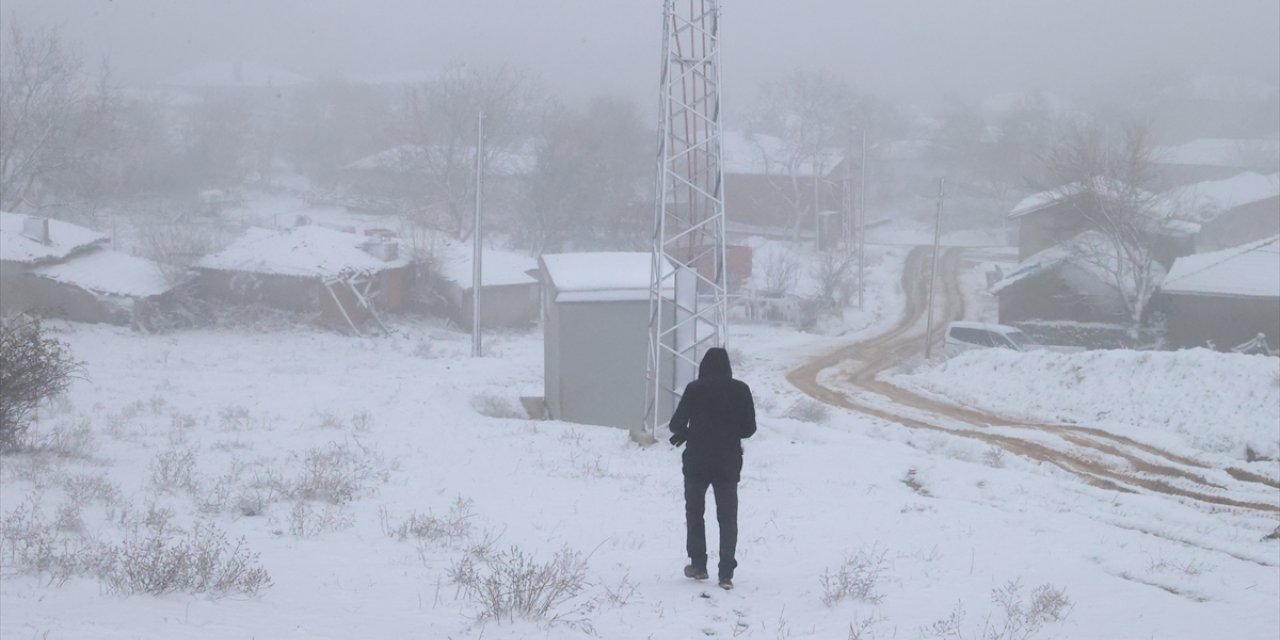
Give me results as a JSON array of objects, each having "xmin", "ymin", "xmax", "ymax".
[
  {"xmin": 435, "ymin": 246, "xmax": 539, "ymax": 330},
  {"xmin": 539, "ymin": 252, "xmax": 675, "ymax": 430},
  {"xmin": 1159, "ymin": 236, "xmax": 1280, "ymax": 352}
]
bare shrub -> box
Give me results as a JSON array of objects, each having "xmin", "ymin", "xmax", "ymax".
[
  {"xmin": 138, "ymin": 222, "xmax": 225, "ymax": 286},
  {"xmin": 0, "ymin": 497, "xmax": 100, "ymax": 586},
  {"xmin": 982, "ymin": 447, "xmax": 1006, "ymax": 468},
  {"xmin": 601, "ymin": 572, "xmax": 638, "ymax": 608},
  {"xmin": 39, "ymin": 416, "xmax": 95, "ymax": 459},
  {"xmin": 820, "ymin": 547, "xmax": 888, "ymax": 606},
  {"xmin": 61, "ymin": 472, "xmax": 122, "ymax": 511},
  {"xmin": 381, "ymin": 496, "xmax": 474, "ymax": 543},
  {"xmin": 759, "ymin": 249, "xmax": 800, "ymax": 296},
  {"xmin": 312, "ymin": 411, "xmax": 345, "ymax": 430},
  {"xmin": 150, "ymin": 446, "xmax": 201, "ymax": 494},
  {"xmin": 784, "ymin": 398, "xmax": 830, "ymax": 424},
  {"xmin": 922, "ymin": 580, "xmax": 1072, "ymax": 640},
  {"xmin": 101, "ymin": 521, "xmax": 271, "ymax": 597},
  {"xmin": 449, "ymin": 545, "xmax": 590, "ymax": 625},
  {"xmin": 288, "ymin": 440, "xmax": 388, "ymax": 504},
  {"xmin": 217, "ymin": 405, "xmax": 255, "ymax": 432},
  {"xmin": 0, "ymin": 318, "xmax": 81, "ymax": 450},
  {"xmin": 287, "ymin": 501, "xmax": 354, "ymax": 538},
  {"xmin": 471, "ymin": 393, "xmax": 526, "ymax": 419}
]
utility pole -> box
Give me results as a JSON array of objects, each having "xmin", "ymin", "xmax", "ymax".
[
  {"xmin": 857, "ymin": 127, "xmax": 867, "ymax": 309},
  {"xmin": 924, "ymin": 176, "xmax": 945, "ymax": 359},
  {"xmin": 471, "ymin": 110, "xmax": 484, "ymax": 358}
]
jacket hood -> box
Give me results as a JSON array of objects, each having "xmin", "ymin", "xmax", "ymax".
[{"xmin": 698, "ymin": 347, "xmax": 732, "ymax": 379}]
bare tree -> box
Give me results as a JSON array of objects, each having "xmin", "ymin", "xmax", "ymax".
[
  {"xmin": 1042, "ymin": 119, "xmax": 1174, "ymax": 327},
  {"xmin": 525, "ymin": 96, "xmax": 651, "ymax": 252},
  {"xmin": 751, "ymin": 70, "xmax": 853, "ymax": 237},
  {"xmin": 0, "ymin": 21, "xmax": 112, "ymax": 211},
  {"xmin": 750, "ymin": 71, "xmax": 900, "ymax": 242},
  {"xmin": 399, "ymin": 63, "xmax": 541, "ymax": 239}
]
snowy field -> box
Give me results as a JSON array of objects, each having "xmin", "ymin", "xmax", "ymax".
[
  {"xmin": 2, "ymin": 315, "xmax": 1278, "ymax": 640},
  {"xmin": 892, "ymin": 348, "xmax": 1280, "ymax": 462}
]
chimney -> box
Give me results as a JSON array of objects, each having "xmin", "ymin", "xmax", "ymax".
[{"xmin": 20, "ymin": 217, "xmax": 50, "ymax": 245}]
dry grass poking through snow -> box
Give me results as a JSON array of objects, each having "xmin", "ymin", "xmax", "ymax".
[{"xmin": 922, "ymin": 580, "xmax": 1072, "ymax": 640}]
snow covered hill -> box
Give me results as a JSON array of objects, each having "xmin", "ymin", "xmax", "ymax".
[
  {"xmin": 0, "ymin": 321, "xmax": 1276, "ymax": 639},
  {"xmin": 892, "ymin": 347, "xmax": 1280, "ymax": 461}
]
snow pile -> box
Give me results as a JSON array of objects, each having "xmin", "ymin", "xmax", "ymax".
[{"xmin": 893, "ymin": 348, "xmax": 1280, "ymax": 459}]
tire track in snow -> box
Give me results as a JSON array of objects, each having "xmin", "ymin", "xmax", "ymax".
[{"xmin": 788, "ymin": 246, "xmax": 1280, "ymax": 515}]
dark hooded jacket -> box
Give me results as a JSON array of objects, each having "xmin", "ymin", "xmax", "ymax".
[{"xmin": 669, "ymin": 348, "xmax": 757, "ymax": 477}]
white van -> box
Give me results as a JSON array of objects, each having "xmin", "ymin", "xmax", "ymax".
[{"xmin": 944, "ymin": 321, "xmax": 1034, "ymax": 357}]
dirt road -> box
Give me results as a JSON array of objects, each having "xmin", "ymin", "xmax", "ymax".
[{"xmin": 788, "ymin": 247, "xmax": 1280, "ymax": 515}]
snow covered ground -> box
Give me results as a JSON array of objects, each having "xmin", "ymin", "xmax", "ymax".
[
  {"xmin": 891, "ymin": 347, "xmax": 1280, "ymax": 462},
  {"xmin": 2, "ymin": 311, "xmax": 1277, "ymax": 639}
]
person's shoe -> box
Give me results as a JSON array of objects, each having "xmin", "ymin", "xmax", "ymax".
[
  {"xmin": 684, "ymin": 564, "xmax": 708, "ymax": 580},
  {"xmin": 718, "ymin": 577, "xmax": 734, "ymax": 590}
]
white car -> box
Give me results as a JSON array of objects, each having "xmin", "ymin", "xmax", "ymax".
[{"xmin": 943, "ymin": 321, "xmax": 1035, "ymax": 357}]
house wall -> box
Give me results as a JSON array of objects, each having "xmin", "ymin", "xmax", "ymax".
[
  {"xmin": 196, "ymin": 269, "xmax": 321, "ymax": 312},
  {"xmin": 724, "ymin": 173, "xmax": 841, "ymax": 230},
  {"xmin": 545, "ymin": 297, "xmax": 676, "ymax": 430},
  {"xmin": 1163, "ymin": 293, "xmax": 1280, "ymax": 351},
  {"xmin": 997, "ymin": 267, "xmax": 1129, "ymax": 325},
  {"xmin": 1197, "ymin": 196, "xmax": 1280, "ymax": 252},
  {"xmin": 1017, "ymin": 200, "xmax": 1088, "ymax": 261},
  {"xmin": 456, "ymin": 283, "xmax": 539, "ymax": 330},
  {"xmin": 0, "ymin": 265, "xmax": 125, "ymax": 325}
]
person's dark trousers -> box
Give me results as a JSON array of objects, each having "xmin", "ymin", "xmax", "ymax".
[{"xmin": 684, "ymin": 468, "xmax": 739, "ymax": 579}]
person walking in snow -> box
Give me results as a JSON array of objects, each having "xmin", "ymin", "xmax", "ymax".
[{"xmin": 668, "ymin": 347, "xmax": 757, "ymax": 590}]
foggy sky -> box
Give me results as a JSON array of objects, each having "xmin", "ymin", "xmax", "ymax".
[{"xmin": 5, "ymin": 0, "xmax": 1279, "ymax": 109}]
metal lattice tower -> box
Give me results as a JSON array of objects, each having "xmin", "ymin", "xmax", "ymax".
[{"xmin": 644, "ymin": 0, "xmax": 728, "ymax": 437}]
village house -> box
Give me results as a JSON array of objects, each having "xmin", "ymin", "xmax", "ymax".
[
  {"xmin": 1, "ymin": 212, "xmax": 174, "ymax": 328},
  {"xmin": 1151, "ymin": 138, "xmax": 1280, "ymax": 189},
  {"xmin": 193, "ymin": 224, "xmax": 411, "ymax": 333},
  {"xmin": 1170, "ymin": 171, "xmax": 1280, "ymax": 251},
  {"xmin": 429, "ymin": 244, "xmax": 540, "ymax": 330},
  {"xmin": 1157, "ymin": 236, "xmax": 1279, "ymax": 352}
]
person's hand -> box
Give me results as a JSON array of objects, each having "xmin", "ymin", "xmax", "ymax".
[{"xmin": 669, "ymin": 433, "xmax": 686, "ymax": 447}]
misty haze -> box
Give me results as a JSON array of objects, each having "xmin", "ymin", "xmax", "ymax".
[{"xmin": 0, "ymin": 2, "xmax": 1277, "ymax": 638}]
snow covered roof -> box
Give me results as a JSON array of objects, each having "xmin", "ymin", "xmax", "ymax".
[
  {"xmin": 344, "ymin": 143, "xmax": 536, "ymax": 177},
  {"xmin": 721, "ymin": 131, "xmax": 841, "ymax": 177},
  {"xmin": 1167, "ymin": 172, "xmax": 1280, "ymax": 223},
  {"xmin": 1008, "ymin": 180, "xmax": 1193, "ymax": 236},
  {"xmin": 989, "ymin": 230, "xmax": 1168, "ymax": 299},
  {"xmin": 195, "ymin": 226, "xmax": 409, "ymax": 278},
  {"xmin": 1152, "ymin": 138, "xmax": 1280, "ymax": 168},
  {"xmin": 0, "ymin": 211, "xmax": 108, "ymax": 265},
  {"xmin": 1161, "ymin": 236, "xmax": 1280, "ymax": 298},
  {"xmin": 437, "ymin": 245, "xmax": 538, "ymax": 289},
  {"xmin": 988, "ymin": 243, "xmax": 1074, "ymax": 294},
  {"xmin": 32, "ymin": 250, "xmax": 171, "ymax": 298},
  {"xmin": 540, "ymin": 252, "xmax": 673, "ymax": 303},
  {"xmin": 161, "ymin": 62, "xmax": 311, "ymax": 88}
]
